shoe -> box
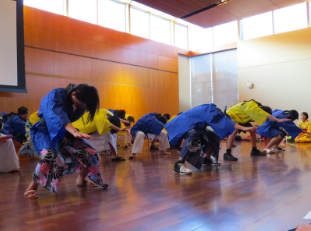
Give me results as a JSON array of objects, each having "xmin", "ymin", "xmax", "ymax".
[
  {"xmin": 263, "ymin": 149, "xmax": 275, "ymax": 154},
  {"xmin": 150, "ymin": 145, "xmax": 159, "ymax": 151},
  {"xmin": 177, "ymin": 147, "xmax": 182, "ymax": 151},
  {"xmin": 250, "ymin": 149, "xmax": 267, "ymax": 156},
  {"xmin": 210, "ymin": 156, "xmax": 221, "ymax": 165},
  {"xmin": 124, "ymin": 145, "xmax": 129, "ymax": 149},
  {"xmin": 203, "ymin": 156, "xmax": 213, "ymax": 165},
  {"xmin": 223, "ymin": 152, "xmax": 238, "ymax": 161},
  {"xmin": 173, "ymin": 161, "xmax": 192, "ymax": 175}
]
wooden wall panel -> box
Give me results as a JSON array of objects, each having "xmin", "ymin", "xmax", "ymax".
[
  {"xmin": 25, "ymin": 48, "xmax": 54, "ymax": 75},
  {"xmin": 53, "ymin": 53, "xmax": 92, "ymax": 79},
  {"xmin": 170, "ymin": 73, "xmax": 179, "ymax": 90},
  {"xmin": 159, "ymin": 57, "xmax": 179, "ymax": 73},
  {"xmin": 91, "ymin": 59, "xmax": 124, "ymax": 83},
  {"xmin": 24, "ymin": 26, "xmax": 32, "ymax": 46}
]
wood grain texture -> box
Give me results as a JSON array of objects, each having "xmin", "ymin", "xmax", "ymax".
[{"xmin": 2, "ymin": 141, "xmax": 311, "ymax": 231}]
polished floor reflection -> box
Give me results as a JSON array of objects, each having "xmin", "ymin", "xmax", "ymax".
[{"xmin": 1, "ymin": 141, "xmax": 311, "ymax": 231}]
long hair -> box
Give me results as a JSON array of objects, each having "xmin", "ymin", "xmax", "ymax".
[{"xmin": 66, "ymin": 84, "xmax": 99, "ymax": 122}]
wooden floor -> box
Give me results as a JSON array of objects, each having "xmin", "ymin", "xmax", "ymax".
[{"xmin": 1, "ymin": 141, "xmax": 311, "ymax": 231}]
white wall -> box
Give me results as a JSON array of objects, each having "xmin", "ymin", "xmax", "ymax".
[
  {"xmin": 0, "ymin": 0, "xmax": 17, "ymax": 86},
  {"xmin": 238, "ymin": 27, "xmax": 311, "ymax": 120},
  {"xmin": 178, "ymin": 54, "xmax": 191, "ymax": 112}
]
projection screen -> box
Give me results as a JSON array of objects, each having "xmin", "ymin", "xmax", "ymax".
[{"xmin": 0, "ymin": 0, "xmax": 26, "ymax": 92}]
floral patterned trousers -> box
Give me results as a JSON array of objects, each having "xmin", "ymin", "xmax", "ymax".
[{"xmin": 32, "ymin": 136, "xmax": 108, "ymax": 193}]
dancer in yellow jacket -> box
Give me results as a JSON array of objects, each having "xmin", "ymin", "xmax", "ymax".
[
  {"xmin": 224, "ymin": 100, "xmax": 290, "ymax": 161},
  {"xmin": 73, "ymin": 109, "xmax": 127, "ymax": 161}
]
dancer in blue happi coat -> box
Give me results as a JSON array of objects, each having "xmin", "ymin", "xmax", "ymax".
[
  {"xmin": 129, "ymin": 113, "xmax": 170, "ymax": 159},
  {"xmin": 165, "ymin": 104, "xmax": 256, "ymax": 175},
  {"xmin": 257, "ymin": 109, "xmax": 311, "ymax": 154},
  {"xmin": 24, "ymin": 84, "xmax": 108, "ymax": 199},
  {"xmin": 1, "ymin": 107, "xmax": 29, "ymax": 143}
]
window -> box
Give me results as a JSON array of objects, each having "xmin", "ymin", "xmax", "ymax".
[
  {"xmin": 189, "ymin": 26, "xmax": 213, "ymax": 52},
  {"xmin": 98, "ymin": 0, "xmax": 126, "ymax": 32},
  {"xmin": 212, "ymin": 49, "xmax": 238, "ymax": 110},
  {"xmin": 130, "ymin": 7, "xmax": 150, "ymax": 39},
  {"xmin": 213, "ymin": 21, "xmax": 238, "ymax": 46},
  {"xmin": 68, "ymin": 0, "xmax": 97, "ymax": 24},
  {"xmin": 175, "ymin": 23, "xmax": 188, "ymax": 49},
  {"xmin": 24, "ymin": 0, "xmax": 65, "ymax": 15},
  {"xmin": 191, "ymin": 55, "xmax": 213, "ymax": 108},
  {"xmin": 241, "ymin": 12, "xmax": 273, "ymax": 40},
  {"xmin": 274, "ymin": 3, "xmax": 308, "ymax": 34},
  {"xmin": 150, "ymin": 15, "xmax": 171, "ymax": 44},
  {"xmin": 191, "ymin": 49, "xmax": 238, "ymax": 109}
]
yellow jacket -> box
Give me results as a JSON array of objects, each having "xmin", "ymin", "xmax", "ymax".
[
  {"xmin": 29, "ymin": 111, "xmax": 40, "ymax": 125},
  {"xmin": 226, "ymin": 100, "xmax": 269, "ymax": 126},
  {"xmin": 73, "ymin": 109, "xmax": 113, "ymax": 135}
]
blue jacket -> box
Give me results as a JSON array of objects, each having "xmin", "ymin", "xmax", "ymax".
[
  {"xmin": 1, "ymin": 115, "xmax": 26, "ymax": 143},
  {"xmin": 30, "ymin": 88, "xmax": 84, "ymax": 154},
  {"xmin": 0, "ymin": 112, "xmax": 8, "ymax": 122},
  {"xmin": 165, "ymin": 104, "xmax": 236, "ymax": 146},
  {"xmin": 257, "ymin": 109, "xmax": 302, "ymax": 138},
  {"xmin": 131, "ymin": 113, "xmax": 164, "ymax": 137}
]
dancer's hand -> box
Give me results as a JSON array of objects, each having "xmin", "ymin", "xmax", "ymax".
[
  {"xmin": 277, "ymin": 118, "xmax": 291, "ymax": 123},
  {"xmin": 119, "ymin": 128, "xmax": 128, "ymax": 132},
  {"xmin": 234, "ymin": 124, "xmax": 256, "ymax": 133},
  {"xmin": 242, "ymin": 127, "xmax": 256, "ymax": 133},
  {"xmin": 0, "ymin": 135, "xmax": 13, "ymax": 143},
  {"xmin": 73, "ymin": 131, "xmax": 90, "ymax": 139}
]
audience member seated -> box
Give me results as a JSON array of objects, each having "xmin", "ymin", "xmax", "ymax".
[
  {"xmin": 1, "ymin": 107, "xmax": 29, "ymax": 143},
  {"xmin": 295, "ymin": 112, "xmax": 311, "ymax": 143},
  {"xmin": 0, "ymin": 112, "xmax": 14, "ymax": 130},
  {"xmin": 0, "ymin": 135, "xmax": 21, "ymax": 172}
]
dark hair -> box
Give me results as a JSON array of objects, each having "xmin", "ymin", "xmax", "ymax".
[
  {"xmin": 67, "ymin": 84, "xmax": 99, "ymax": 122},
  {"xmin": 116, "ymin": 110, "xmax": 126, "ymax": 119},
  {"xmin": 178, "ymin": 112, "xmax": 183, "ymax": 115},
  {"xmin": 217, "ymin": 108, "xmax": 231, "ymax": 119},
  {"xmin": 154, "ymin": 113, "xmax": 162, "ymax": 118},
  {"xmin": 108, "ymin": 115, "xmax": 121, "ymax": 134},
  {"xmin": 286, "ymin": 110, "xmax": 299, "ymax": 120},
  {"xmin": 18, "ymin": 107, "xmax": 28, "ymax": 115},
  {"xmin": 302, "ymin": 112, "xmax": 309, "ymax": 120},
  {"xmin": 157, "ymin": 116, "xmax": 167, "ymax": 124},
  {"xmin": 127, "ymin": 116, "xmax": 135, "ymax": 123},
  {"xmin": 260, "ymin": 106, "xmax": 272, "ymax": 115},
  {"xmin": 163, "ymin": 114, "xmax": 171, "ymax": 120}
]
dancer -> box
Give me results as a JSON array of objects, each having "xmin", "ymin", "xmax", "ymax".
[
  {"xmin": 1, "ymin": 107, "xmax": 29, "ymax": 143},
  {"xmin": 165, "ymin": 104, "xmax": 256, "ymax": 175},
  {"xmin": 224, "ymin": 100, "xmax": 290, "ymax": 161},
  {"xmin": 129, "ymin": 113, "xmax": 170, "ymax": 159},
  {"xmin": 24, "ymin": 84, "xmax": 108, "ymax": 199},
  {"xmin": 72, "ymin": 109, "xmax": 127, "ymax": 160},
  {"xmin": 257, "ymin": 109, "xmax": 311, "ymax": 154}
]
